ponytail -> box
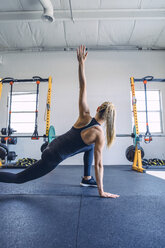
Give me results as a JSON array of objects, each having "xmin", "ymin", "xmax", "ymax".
[
  {"xmin": 98, "ymin": 102, "xmax": 116, "ymax": 148},
  {"xmin": 105, "ymin": 103, "xmax": 116, "ymax": 147}
]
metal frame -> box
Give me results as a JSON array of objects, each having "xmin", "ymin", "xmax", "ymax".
[
  {"xmin": 0, "ymin": 133, "xmax": 165, "ymax": 139},
  {"xmin": 134, "ymin": 77, "xmax": 165, "ymax": 135},
  {"xmin": 1, "ymin": 77, "xmax": 49, "ymax": 84},
  {"xmin": 7, "ymin": 92, "xmax": 37, "ymax": 136},
  {"xmin": 134, "ymin": 89, "xmax": 163, "ymax": 134},
  {"xmin": 1, "ymin": 77, "xmax": 49, "ymax": 133},
  {"xmin": 134, "ymin": 77, "xmax": 165, "ymax": 83},
  {"xmin": 130, "ymin": 76, "xmax": 165, "ymax": 173},
  {"xmin": 0, "ymin": 76, "xmax": 52, "ymax": 166},
  {"xmin": 0, "ymin": 77, "xmax": 51, "ymax": 134}
]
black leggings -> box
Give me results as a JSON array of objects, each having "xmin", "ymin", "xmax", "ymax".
[
  {"xmin": 0, "ymin": 146, "xmax": 94, "ymax": 184},
  {"xmin": 0, "ymin": 160, "xmax": 61, "ymax": 184},
  {"xmin": 83, "ymin": 146, "xmax": 94, "ymax": 176}
]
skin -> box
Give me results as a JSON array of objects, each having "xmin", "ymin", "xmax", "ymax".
[{"xmin": 74, "ymin": 45, "xmax": 120, "ymax": 199}]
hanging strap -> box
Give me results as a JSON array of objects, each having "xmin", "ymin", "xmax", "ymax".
[
  {"xmin": 31, "ymin": 80, "xmax": 40, "ymax": 140},
  {"xmin": 143, "ymin": 80, "xmax": 152, "ymax": 144},
  {"xmin": 8, "ymin": 81, "xmax": 14, "ymax": 136}
]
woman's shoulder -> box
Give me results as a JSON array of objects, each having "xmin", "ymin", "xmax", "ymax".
[{"xmin": 73, "ymin": 115, "xmax": 92, "ymax": 129}]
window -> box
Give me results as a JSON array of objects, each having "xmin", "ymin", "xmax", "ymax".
[
  {"xmin": 9, "ymin": 92, "xmax": 37, "ymax": 133},
  {"xmin": 132, "ymin": 90, "xmax": 162, "ymax": 133}
]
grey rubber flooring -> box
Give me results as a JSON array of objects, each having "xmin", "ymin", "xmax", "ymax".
[{"xmin": 0, "ymin": 165, "xmax": 165, "ymax": 248}]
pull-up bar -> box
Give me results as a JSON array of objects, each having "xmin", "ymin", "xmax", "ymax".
[
  {"xmin": 1, "ymin": 76, "xmax": 49, "ymax": 84},
  {"xmin": 134, "ymin": 76, "xmax": 165, "ymax": 82},
  {"xmin": 0, "ymin": 76, "xmax": 52, "ymax": 140}
]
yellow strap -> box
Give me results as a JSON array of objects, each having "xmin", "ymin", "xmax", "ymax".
[
  {"xmin": 46, "ymin": 76, "xmax": 52, "ymax": 136},
  {"xmin": 131, "ymin": 77, "xmax": 144, "ymax": 172},
  {"xmin": 130, "ymin": 77, "xmax": 139, "ymax": 135}
]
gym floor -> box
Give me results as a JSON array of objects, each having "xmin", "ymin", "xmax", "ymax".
[{"xmin": 0, "ymin": 165, "xmax": 165, "ymax": 248}]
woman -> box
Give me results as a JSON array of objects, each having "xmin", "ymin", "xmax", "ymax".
[{"xmin": 0, "ymin": 46, "xmax": 119, "ymax": 198}]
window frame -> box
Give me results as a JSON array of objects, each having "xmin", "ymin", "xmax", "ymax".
[
  {"xmin": 131, "ymin": 89, "xmax": 163, "ymax": 134},
  {"xmin": 8, "ymin": 91, "xmax": 37, "ymax": 134}
]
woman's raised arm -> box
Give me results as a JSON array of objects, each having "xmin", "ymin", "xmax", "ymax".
[{"xmin": 77, "ymin": 45, "xmax": 90, "ymax": 118}]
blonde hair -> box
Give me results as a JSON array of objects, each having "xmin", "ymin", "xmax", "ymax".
[{"xmin": 98, "ymin": 102, "xmax": 116, "ymax": 148}]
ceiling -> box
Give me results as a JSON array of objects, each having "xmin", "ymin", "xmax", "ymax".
[{"xmin": 0, "ymin": 0, "xmax": 165, "ymax": 52}]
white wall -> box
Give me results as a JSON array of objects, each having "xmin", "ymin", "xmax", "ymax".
[{"xmin": 0, "ymin": 50, "xmax": 165, "ymax": 165}]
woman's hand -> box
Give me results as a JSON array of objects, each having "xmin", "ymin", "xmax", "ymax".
[
  {"xmin": 77, "ymin": 45, "xmax": 88, "ymax": 64},
  {"xmin": 100, "ymin": 191, "xmax": 120, "ymax": 198}
]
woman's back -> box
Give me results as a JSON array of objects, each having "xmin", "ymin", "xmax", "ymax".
[{"xmin": 48, "ymin": 118, "xmax": 100, "ymax": 160}]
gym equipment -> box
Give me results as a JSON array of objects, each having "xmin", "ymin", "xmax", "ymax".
[
  {"xmin": 143, "ymin": 79, "xmax": 152, "ymax": 144},
  {"xmin": 1, "ymin": 79, "xmax": 18, "ymax": 142},
  {"xmin": 125, "ymin": 125, "xmax": 165, "ymax": 162},
  {"xmin": 0, "ymin": 77, "xmax": 51, "ymax": 138},
  {"xmin": 31, "ymin": 79, "xmax": 40, "ymax": 139},
  {"xmin": 126, "ymin": 145, "xmax": 144, "ymax": 162},
  {"xmin": 15, "ymin": 158, "xmax": 37, "ymax": 168},
  {"xmin": 1, "ymin": 77, "xmax": 49, "ymax": 84},
  {"xmin": 130, "ymin": 77, "xmax": 144, "ymax": 173},
  {"xmin": 130, "ymin": 76, "xmax": 165, "ymax": 172},
  {"xmin": 45, "ymin": 76, "xmax": 52, "ymax": 138},
  {"xmin": 40, "ymin": 125, "xmax": 55, "ymax": 152},
  {"xmin": 1, "ymin": 132, "xmax": 164, "ymax": 140},
  {"xmin": 0, "ymin": 147, "xmax": 6, "ymax": 160},
  {"xmin": 0, "ymin": 143, "xmax": 8, "ymax": 160},
  {"xmin": 0, "ymin": 125, "xmax": 56, "ymax": 141},
  {"xmin": 1, "ymin": 136, "xmax": 18, "ymax": 145},
  {"xmin": 48, "ymin": 125, "xmax": 55, "ymax": 143},
  {"xmin": 1, "ymin": 128, "xmax": 7, "ymax": 135},
  {"xmin": 1, "ymin": 127, "xmax": 16, "ymax": 135},
  {"xmin": 142, "ymin": 158, "xmax": 165, "ymax": 169},
  {"xmin": 7, "ymin": 151, "xmax": 17, "ymax": 161},
  {"xmin": 134, "ymin": 76, "xmax": 165, "ymax": 83},
  {"xmin": 8, "ymin": 80, "xmax": 14, "ymax": 137},
  {"xmin": 7, "ymin": 137, "xmax": 17, "ymax": 145},
  {"xmin": 0, "ymin": 76, "xmax": 53, "ymax": 168},
  {"xmin": 132, "ymin": 125, "xmax": 142, "ymax": 146},
  {"xmin": 148, "ymin": 159, "xmax": 165, "ymax": 166},
  {"xmin": 1, "ymin": 137, "xmax": 6, "ymax": 144}
]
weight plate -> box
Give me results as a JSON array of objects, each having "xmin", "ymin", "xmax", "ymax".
[
  {"xmin": 125, "ymin": 145, "xmax": 144, "ymax": 162},
  {"xmin": 48, "ymin": 126, "xmax": 55, "ymax": 143}
]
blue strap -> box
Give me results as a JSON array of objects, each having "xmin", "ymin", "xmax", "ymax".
[{"xmin": 143, "ymin": 81, "xmax": 152, "ymax": 144}]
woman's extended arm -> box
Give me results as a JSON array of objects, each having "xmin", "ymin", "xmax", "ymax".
[
  {"xmin": 77, "ymin": 45, "xmax": 90, "ymax": 118},
  {"xmin": 94, "ymin": 134, "xmax": 120, "ymax": 198}
]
